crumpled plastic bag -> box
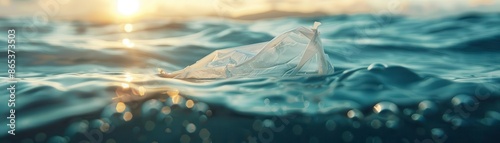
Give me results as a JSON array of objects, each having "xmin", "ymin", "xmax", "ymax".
[{"xmin": 162, "ymin": 22, "xmax": 334, "ymax": 79}]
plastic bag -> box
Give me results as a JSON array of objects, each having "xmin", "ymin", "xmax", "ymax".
[{"xmin": 163, "ymin": 22, "xmax": 334, "ymax": 79}]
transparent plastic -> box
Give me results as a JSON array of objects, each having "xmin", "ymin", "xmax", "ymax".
[{"xmin": 164, "ymin": 22, "xmax": 334, "ymax": 79}]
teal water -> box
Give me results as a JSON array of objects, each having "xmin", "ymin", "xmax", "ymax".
[{"xmin": 1, "ymin": 13, "xmax": 500, "ymax": 143}]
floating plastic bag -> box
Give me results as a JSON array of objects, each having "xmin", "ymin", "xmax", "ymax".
[{"xmin": 162, "ymin": 22, "xmax": 334, "ymax": 79}]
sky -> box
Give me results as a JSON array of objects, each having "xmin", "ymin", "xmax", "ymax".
[{"xmin": 0, "ymin": 0, "xmax": 499, "ymax": 22}]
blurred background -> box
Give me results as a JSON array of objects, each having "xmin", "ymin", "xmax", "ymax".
[{"xmin": 1, "ymin": 0, "xmax": 499, "ymax": 22}]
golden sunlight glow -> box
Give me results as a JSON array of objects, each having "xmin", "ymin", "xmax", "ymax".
[
  {"xmin": 469, "ymin": 0, "xmax": 494, "ymax": 6},
  {"xmin": 0, "ymin": 0, "xmax": 10, "ymax": 6},
  {"xmin": 166, "ymin": 88, "xmax": 181, "ymax": 104},
  {"xmin": 122, "ymin": 38, "xmax": 135, "ymax": 48},
  {"xmin": 125, "ymin": 73, "xmax": 133, "ymax": 82},
  {"xmin": 124, "ymin": 23, "xmax": 134, "ymax": 32},
  {"xmin": 167, "ymin": 89, "xmax": 179, "ymax": 97},
  {"xmin": 138, "ymin": 86, "xmax": 146, "ymax": 96},
  {"xmin": 121, "ymin": 83, "xmax": 129, "ymax": 89},
  {"xmin": 172, "ymin": 95, "xmax": 180, "ymax": 104},
  {"xmin": 186, "ymin": 100, "xmax": 194, "ymax": 108},
  {"xmin": 116, "ymin": 0, "xmax": 140, "ymax": 16},
  {"xmin": 116, "ymin": 102, "xmax": 126, "ymax": 113}
]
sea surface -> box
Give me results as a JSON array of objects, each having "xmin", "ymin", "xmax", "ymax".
[{"xmin": 1, "ymin": 13, "xmax": 500, "ymax": 143}]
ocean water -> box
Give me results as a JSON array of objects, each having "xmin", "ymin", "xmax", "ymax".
[{"xmin": 1, "ymin": 13, "xmax": 500, "ymax": 143}]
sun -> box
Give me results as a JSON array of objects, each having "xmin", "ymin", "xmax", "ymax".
[{"xmin": 116, "ymin": 0, "xmax": 140, "ymax": 16}]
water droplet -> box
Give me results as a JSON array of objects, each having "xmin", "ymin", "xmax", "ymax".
[
  {"xmin": 418, "ymin": 100, "xmax": 438, "ymax": 116},
  {"xmin": 403, "ymin": 108, "xmax": 414, "ymax": 116},
  {"xmin": 451, "ymin": 118, "xmax": 464, "ymax": 127},
  {"xmin": 325, "ymin": 120, "xmax": 336, "ymax": 131},
  {"xmin": 116, "ymin": 102, "xmax": 126, "ymax": 113},
  {"xmin": 93, "ymin": 120, "xmax": 110, "ymax": 132},
  {"xmin": 370, "ymin": 119, "xmax": 382, "ymax": 129},
  {"xmin": 165, "ymin": 115, "xmax": 173, "ymax": 125},
  {"xmin": 161, "ymin": 106, "xmax": 171, "ymax": 115},
  {"xmin": 180, "ymin": 134, "xmax": 191, "ymax": 143},
  {"xmin": 171, "ymin": 95, "xmax": 182, "ymax": 104},
  {"xmin": 451, "ymin": 94, "xmax": 478, "ymax": 108},
  {"xmin": 373, "ymin": 102, "xmax": 399, "ymax": 116},
  {"xmin": 101, "ymin": 104, "xmax": 125, "ymax": 124},
  {"xmin": 442, "ymin": 112, "xmax": 453, "ymax": 122},
  {"xmin": 342, "ymin": 131, "xmax": 354, "ymax": 142},
  {"xmin": 385, "ymin": 120, "xmax": 399, "ymax": 128},
  {"xmin": 253, "ymin": 120, "xmax": 263, "ymax": 131},
  {"xmin": 89, "ymin": 119, "xmax": 103, "ymax": 129},
  {"xmin": 199, "ymin": 128, "xmax": 210, "ymax": 139},
  {"xmin": 347, "ymin": 109, "xmax": 364, "ymax": 119},
  {"xmin": 145, "ymin": 120, "xmax": 155, "ymax": 131},
  {"xmin": 262, "ymin": 119, "xmax": 274, "ymax": 127},
  {"xmin": 367, "ymin": 63, "xmax": 387, "ymax": 71},
  {"xmin": 123, "ymin": 111, "xmax": 133, "ymax": 121},
  {"xmin": 186, "ymin": 123, "xmax": 196, "ymax": 133},
  {"xmin": 99, "ymin": 122, "xmax": 110, "ymax": 132},
  {"xmin": 165, "ymin": 128, "xmax": 172, "ymax": 133},
  {"xmin": 65, "ymin": 120, "xmax": 89, "ymax": 136},
  {"xmin": 431, "ymin": 128, "xmax": 446, "ymax": 140},
  {"xmin": 411, "ymin": 114, "xmax": 425, "ymax": 122},
  {"xmin": 292, "ymin": 125, "xmax": 302, "ymax": 135},
  {"xmin": 195, "ymin": 102, "xmax": 209, "ymax": 113},
  {"xmin": 199, "ymin": 115, "xmax": 208, "ymax": 123},
  {"xmin": 186, "ymin": 100, "xmax": 195, "ymax": 108},
  {"xmin": 206, "ymin": 110, "xmax": 213, "ymax": 116}
]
